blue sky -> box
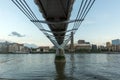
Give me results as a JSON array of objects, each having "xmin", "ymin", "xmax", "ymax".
[{"xmin": 0, "ymin": 0, "xmax": 120, "ymax": 46}]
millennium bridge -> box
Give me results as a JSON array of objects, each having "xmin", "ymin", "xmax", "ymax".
[{"xmin": 12, "ymin": 0, "xmax": 95, "ymax": 62}]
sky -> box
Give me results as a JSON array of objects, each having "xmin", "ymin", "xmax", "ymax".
[{"xmin": 0, "ymin": 0, "xmax": 120, "ymax": 47}]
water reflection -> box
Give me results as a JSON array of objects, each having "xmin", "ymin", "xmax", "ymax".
[
  {"xmin": 87, "ymin": 54, "xmax": 108, "ymax": 63},
  {"xmin": 55, "ymin": 62, "xmax": 66, "ymax": 80},
  {"xmin": 0, "ymin": 53, "xmax": 120, "ymax": 80},
  {"xmin": 70, "ymin": 54, "xmax": 75, "ymax": 78},
  {"xmin": 55, "ymin": 54, "xmax": 76, "ymax": 80}
]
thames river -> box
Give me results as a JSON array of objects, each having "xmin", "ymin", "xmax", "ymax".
[{"xmin": 0, "ymin": 53, "xmax": 120, "ymax": 80}]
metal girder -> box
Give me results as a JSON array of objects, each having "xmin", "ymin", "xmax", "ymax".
[
  {"xmin": 30, "ymin": 19, "xmax": 84, "ymax": 24},
  {"xmin": 40, "ymin": 28, "xmax": 77, "ymax": 34}
]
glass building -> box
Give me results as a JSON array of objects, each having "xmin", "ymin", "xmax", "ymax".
[{"xmin": 112, "ymin": 39, "xmax": 120, "ymax": 45}]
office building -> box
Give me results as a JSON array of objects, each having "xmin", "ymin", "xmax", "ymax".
[
  {"xmin": 78, "ymin": 40, "xmax": 85, "ymax": 44},
  {"xmin": 112, "ymin": 39, "xmax": 120, "ymax": 45}
]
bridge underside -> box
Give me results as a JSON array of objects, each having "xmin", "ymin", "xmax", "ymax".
[
  {"xmin": 35, "ymin": 0, "xmax": 74, "ymax": 45},
  {"xmin": 34, "ymin": 0, "xmax": 74, "ymax": 62},
  {"xmin": 12, "ymin": 0, "xmax": 95, "ymax": 62}
]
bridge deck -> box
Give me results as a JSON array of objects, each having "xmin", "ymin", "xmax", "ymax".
[{"xmin": 35, "ymin": 0, "xmax": 74, "ymax": 45}]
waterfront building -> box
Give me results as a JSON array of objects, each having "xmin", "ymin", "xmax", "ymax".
[
  {"xmin": 36, "ymin": 46, "xmax": 49, "ymax": 52},
  {"xmin": 98, "ymin": 45, "xmax": 106, "ymax": 51},
  {"xmin": 24, "ymin": 46, "xmax": 30, "ymax": 53},
  {"xmin": 30, "ymin": 48, "xmax": 37, "ymax": 53},
  {"xmin": 92, "ymin": 44, "xmax": 97, "ymax": 50},
  {"xmin": 75, "ymin": 39, "xmax": 91, "ymax": 52},
  {"xmin": 85, "ymin": 42, "xmax": 90, "ymax": 44},
  {"xmin": 74, "ymin": 43, "xmax": 92, "ymax": 52},
  {"xmin": 111, "ymin": 45, "xmax": 117, "ymax": 52},
  {"xmin": 106, "ymin": 42, "xmax": 112, "ymax": 51},
  {"xmin": 106, "ymin": 42, "xmax": 111, "ymax": 47},
  {"xmin": 111, "ymin": 45, "xmax": 120, "ymax": 52},
  {"xmin": 8, "ymin": 43, "xmax": 27, "ymax": 53},
  {"xmin": 112, "ymin": 39, "xmax": 120, "ymax": 45},
  {"xmin": 111, "ymin": 39, "xmax": 120, "ymax": 52},
  {"xmin": 78, "ymin": 40, "xmax": 85, "ymax": 44},
  {"xmin": 0, "ymin": 43, "xmax": 3, "ymax": 52},
  {"xmin": 0, "ymin": 42, "xmax": 9, "ymax": 53}
]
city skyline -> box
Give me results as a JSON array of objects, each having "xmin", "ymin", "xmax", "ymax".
[{"xmin": 0, "ymin": 0, "xmax": 120, "ymax": 46}]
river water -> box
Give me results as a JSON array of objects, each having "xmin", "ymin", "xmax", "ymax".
[{"xmin": 0, "ymin": 53, "xmax": 120, "ymax": 80}]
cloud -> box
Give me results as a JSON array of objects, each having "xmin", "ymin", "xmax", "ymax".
[{"xmin": 9, "ymin": 31, "xmax": 25, "ymax": 37}]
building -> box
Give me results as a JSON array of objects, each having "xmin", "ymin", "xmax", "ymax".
[
  {"xmin": 74, "ymin": 44, "xmax": 92, "ymax": 52},
  {"xmin": 106, "ymin": 42, "xmax": 111, "ymax": 47},
  {"xmin": 98, "ymin": 45, "xmax": 107, "ymax": 51},
  {"xmin": 8, "ymin": 43, "xmax": 28, "ymax": 53},
  {"xmin": 36, "ymin": 46, "xmax": 49, "ymax": 52},
  {"xmin": 0, "ymin": 42, "xmax": 9, "ymax": 53},
  {"xmin": 112, "ymin": 39, "xmax": 120, "ymax": 45},
  {"xmin": 111, "ymin": 45, "xmax": 120, "ymax": 52},
  {"xmin": 92, "ymin": 44, "xmax": 97, "ymax": 50},
  {"xmin": 78, "ymin": 40, "xmax": 85, "ymax": 44},
  {"xmin": 106, "ymin": 42, "xmax": 112, "ymax": 51},
  {"xmin": 0, "ymin": 41, "xmax": 30, "ymax": 53},
  {"xmin": 111, "ymin": 39, "xmax": 120, "ymax": 52},
  {"xmin": 24, "ymin": 46, "xmax": 30, "ymax": 53},
  {"xmin": 0, "ymin": 43, "xmax": 3, "ymax": 52},
  {"xmin": 85, "ymin": 42, "xmax": 90, "ymax": 44},
  {"xmin": 98, "ymin": 45, "xmax": 105, "ymax": 50}
]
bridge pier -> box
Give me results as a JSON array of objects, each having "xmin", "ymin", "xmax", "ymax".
[{"xmin": 55, "ymin": 48, "xmax": 66, "ymax": 62}]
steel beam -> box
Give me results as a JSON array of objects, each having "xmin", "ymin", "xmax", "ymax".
[{"xmin": 30, "ymin": 19, "xmax": 84, "ymax": 24}]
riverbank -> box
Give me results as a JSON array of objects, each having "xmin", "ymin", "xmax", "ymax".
[{"xmin": 0, "ymin": 52, "xmax": 120, "ymax": 54}]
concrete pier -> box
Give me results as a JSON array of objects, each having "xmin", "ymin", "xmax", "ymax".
[{"xmin": 55, "ymin": 48, "xmax": 66, "ymax": 62}]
